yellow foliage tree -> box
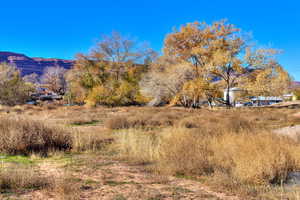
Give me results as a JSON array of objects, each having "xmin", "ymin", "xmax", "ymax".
[
  {"xmin": 176, "ymin": 78, "xmax": 221, "ymax": 108},
  {"xmin": 243, "ymin": 64, "xmax": 291, "ymax": 98},
  {"xmin": 160, "ymin": 20, "xmax": 244, "ymax": 107},
  {"xmin": 66, "ymin": 32, "xmax": 155, "ymax": 106}
]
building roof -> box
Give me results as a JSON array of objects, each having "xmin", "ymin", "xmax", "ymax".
[
  {"xmin": 251, "ymin": 96, "xmax": 283, "ymax": 101},
  {"xmin": 223, "ymin": 87, "xmax": 244, "ymax": 92}
]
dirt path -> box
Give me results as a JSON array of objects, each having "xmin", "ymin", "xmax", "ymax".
[{"xmin": 18, "ymin": 155, "xmax": 239, "ymax": 200}]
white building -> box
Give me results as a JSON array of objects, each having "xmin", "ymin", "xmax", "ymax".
[
  {"xmin": 223, "ymin": 88, "xmax": 244, "ymax": 105},
  {"xmin": 223, "ymin": 88, "xmax": 287, "ymax": 107}
]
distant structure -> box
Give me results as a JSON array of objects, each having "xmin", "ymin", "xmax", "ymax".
[
  {"xmin": 223, "ymin": 87, "xmax": 297, "ymax": 107},
  {"xmin": 223, "ymin": 87, "xmax": 244, "ymax": 105},
  {"xmin": 251, "ymin": 96, "xmax": 283, "ymax": 106}
]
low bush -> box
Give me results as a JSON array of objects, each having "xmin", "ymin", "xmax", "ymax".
[
  {"xmin": 0, "ymin": 117, "xmax": 72, "ymax": 155},
  {"xmin": 105, "ymin": 116, "xmax": 131, "ymax": 130},
  {"xmin": 177, "ymin": 116, "xmax": 200, "ymax": 128}
]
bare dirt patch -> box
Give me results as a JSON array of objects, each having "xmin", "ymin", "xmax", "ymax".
[{"xmin": 9, "ymin": 154, "xmax": 238, "ymax": 200}]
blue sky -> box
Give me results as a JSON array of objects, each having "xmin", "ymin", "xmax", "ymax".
[{"xmin": 0, "ymin": 0, "xmax": 299, "ymax": 79}]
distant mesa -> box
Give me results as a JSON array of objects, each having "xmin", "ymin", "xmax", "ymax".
[
  {"xmin": 292, "ymin": 81, "xmax": 300, "ymax": 88},
  {"xmin": 0, "ymin": 51, "xmax": 74, "ymax": 76}
]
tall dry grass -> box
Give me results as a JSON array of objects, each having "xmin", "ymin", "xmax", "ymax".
[
  {"xmin": 114, "ymin": 116, "xmax": 300, "ymax": 188},
  {"xmin": 114, "ymin": 130, "xmax": 160, "ymax": 163},
  {"xmin": 48, "ymin": 174, "xmax": 81, "ymax": 200},
  {"xmin": 105, "ymin": 108, "xmax": 194, "ymax": 130},
  {"xmin": 0, "ymin": 117, "xmax": 72, "ymax": 155},
  {"xmin": 210, "ymin": 132, "xmax": 300, "ymax": 185},
  {"xmin": 0, "ymin": 164, "xmax": 51, "ymax": 193},
  {"xmin": 72, "ymin": 130, "xmax": 113, "ymax": 152},
  {"xmin": 0, "ymin": 114, "xmax": 113, "ymax": 155}
]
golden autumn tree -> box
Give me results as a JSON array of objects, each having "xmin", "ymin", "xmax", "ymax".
[
  {"xmin": 0, "ymin": 63, "xmax": 33, "ymax": 105},
  {"xmin": 239, "ymin": 48, "xmax": 291, "ymax": 102},
  {"xmin": 178, "ymin": 78, "xmax": 221, "ymax": 108},
  {"xmin": 162, "ymin": 20, "xmax": 243, "ymax": 107},
  {"xmin": 66, "ymin": 32, "xmax": 156, "ymax": 106},
  {"xmin": 243, "ymin": 63, "xmax": 291, "ymax": 98},
  {"xmin": 208, "ymin": 49, "xmax": 245, "ymax": 107},
  {"xmin": 159, "ymin": 20, "xmax": 289, "ymax": 107}
]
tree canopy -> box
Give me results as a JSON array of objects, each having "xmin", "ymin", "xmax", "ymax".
[
  {"xmin": 66, "ymin": 32, "xmax": 156, "ymax": 106},
  {"xmin": 141, "ymin": 20, "xmax": 291, "ymax": 108}
]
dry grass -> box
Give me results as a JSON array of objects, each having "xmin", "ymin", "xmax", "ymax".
[
  {"xmin": 114, "ymin": 129, "xmax": 160, "ymax": 163},
  {"xmin": 112, "ymin": 108, "xmax": 300, "ymax": 198},
  {"xmin": 48, "ymin": 175, "xmax": 81, "ymax": 200},
  {"xmin": 0, "ymin": 164, "xmax": 51, "ymax": 193},
  {"xmin": 105, "ymin": 116, "xmax": 131, "ymax": 130},
  {"xmin": 105, "ymin": 108, "xmax": 193, "ymax": 130},
  {"xmin": 72, "ymin": 130, "xmax": 113, "ymax": 152},
  {"xmin": 1, "ymin": 105, "xmax": 300, "ymax": 198},
  {"xmin": 115, "ymin": 127, "xmax": 300, "ymax": 196},
  {"xmin": 0, "ymin": 117, "xmax": 72, "ymax": 155},
  {"xmin": 106, "ymin": 107, "xmax": 300, "ymax": 131},
  {"xmin": 210, "ymin": 131, "xmax": 300, "ymax": 185}
]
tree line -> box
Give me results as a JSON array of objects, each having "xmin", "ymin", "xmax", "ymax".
[{"xmin": 0, "ymin": 20, "xmax": 292, "ymax": 107}]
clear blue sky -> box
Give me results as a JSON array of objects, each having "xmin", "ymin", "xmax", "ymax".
[{"xmin": 0, "ymin": 0, "xmax": 299, "ymax": 79}]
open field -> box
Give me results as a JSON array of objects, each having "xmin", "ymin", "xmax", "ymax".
[{"xmin": 1, "ymin": 105, "xmax": 300, "ymax": 199}]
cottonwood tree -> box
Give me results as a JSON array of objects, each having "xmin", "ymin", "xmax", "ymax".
[
  {"xmin": 66, "ymin": 32, "xmax": 156, "ymax": 106},
  {"xmin": 243, "ymin": 63, "xmax": 291, "ymax": 98},
  {"xmin": 91, "ymin": 31, "xmax": 156, "ymax": 81},
  {"xmin": 239, "ymin": 48, "xmax": 291, "ymax": 100},
  {"xmin": 208, "ymin": 49, "xmax": 245, "ymax": 107},
  {"xmin": 41, "ymin": 66, "xmax": 67, "ymax": 94},
  {"xmin": 140, "ymin": 61, "xmax": 195, "ymax": 106},
  {"xmin": 164, "ymin": 21, "xmax": 244, "ymax": 107},
  {"xmin": 23, "ymin": 73, "xmax": 39, "ymax": 85},
  {"xmin": 179, "ymin": 78, "xmax": 222, "ymax": 108},
  {"xmin": 144, "ymin": 20, "xmax": 243, "ymax": 107},
  {"xmin": 142, "ymin": 20, "xmax": 290, "ymax": 108},
  {"xmin": 0, "ymin": 63, "xmax": 33, "ymax": 105}
]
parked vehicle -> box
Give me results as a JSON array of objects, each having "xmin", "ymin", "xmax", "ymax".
[{"xmin": 243, "ymin": 102, "xmax": 253, "ymax": 107}]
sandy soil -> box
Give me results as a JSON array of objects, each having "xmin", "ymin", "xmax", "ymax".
[{"xmin": 16, "ymin": 155, "xmax": 239, "ymax": 200}]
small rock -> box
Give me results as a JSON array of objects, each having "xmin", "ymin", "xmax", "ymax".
[{"xmin": 274, "ymin": 125, "xmax": 300, "ymax": 141}]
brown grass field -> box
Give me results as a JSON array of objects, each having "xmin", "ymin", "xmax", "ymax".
[{"xmin": 0, "ymin": 105, "xmax": 300, "ymax": 199}]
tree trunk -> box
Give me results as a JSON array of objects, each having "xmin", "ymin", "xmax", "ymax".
[
  {"xmin": 208, "ymin": 98, "xmax": 213, "ymax": 109},
  {"xmin": 226, "ymin": 85, "xmax": 231, "ymax": 108}
]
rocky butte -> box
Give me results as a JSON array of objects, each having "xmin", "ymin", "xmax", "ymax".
[{"xmin": 0, "ymin": 51, "xmax": 74, "ymax": 76}]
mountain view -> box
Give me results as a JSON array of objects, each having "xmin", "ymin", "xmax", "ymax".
[{"xmin": 0, "ymin": 51, "xmax": 74, "ymax": 76}]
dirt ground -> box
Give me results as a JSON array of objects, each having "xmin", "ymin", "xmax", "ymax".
[{"xmin": 16, "ymin": 154, "xmax": 238, "ymax": 200}]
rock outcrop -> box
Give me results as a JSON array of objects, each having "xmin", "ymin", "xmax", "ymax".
[{"xmin": 0, "ymin": 51, "xmax": 74, "ymax": 76}]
